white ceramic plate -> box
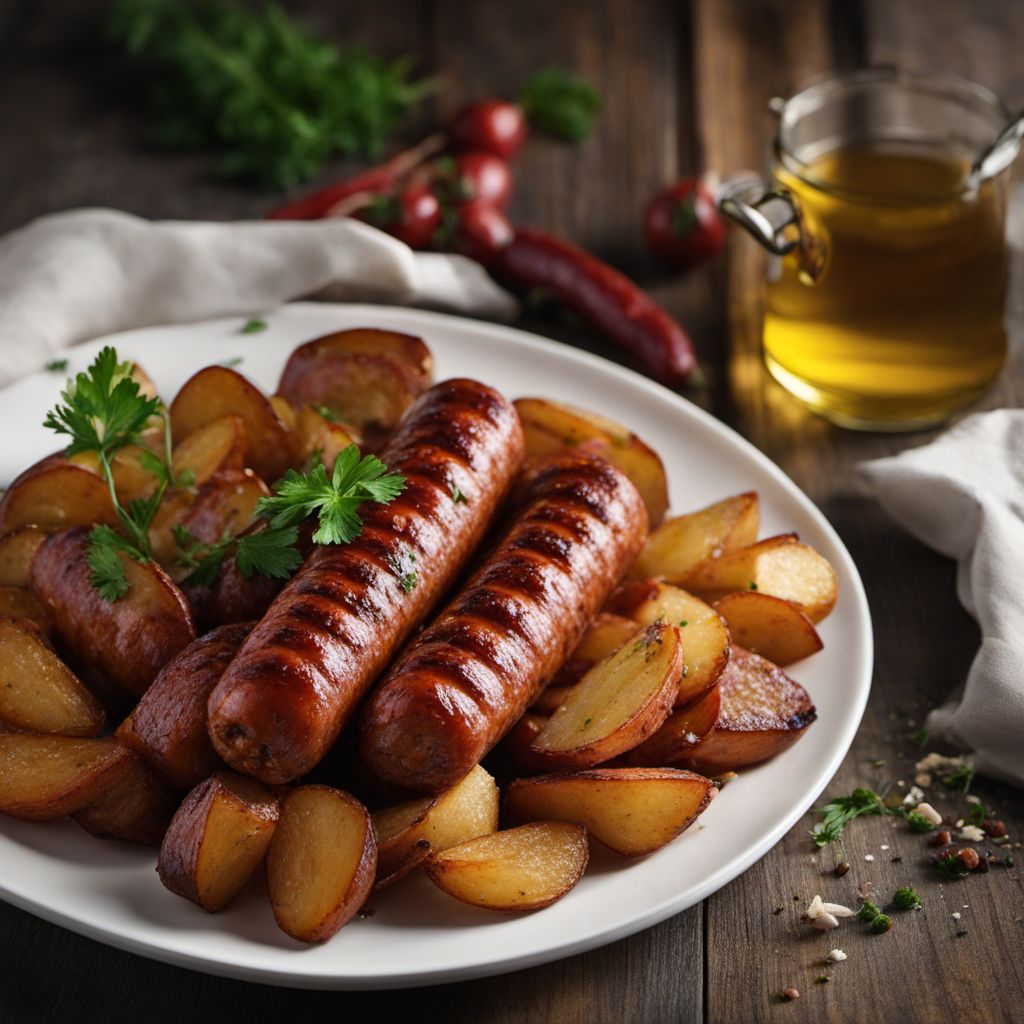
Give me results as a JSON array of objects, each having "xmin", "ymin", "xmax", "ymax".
[{"xmin": 0, "ymin": 303, "xmax": 872, "ymax": 990}]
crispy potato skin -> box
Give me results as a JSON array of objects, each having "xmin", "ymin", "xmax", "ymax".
[
  {"xmin": 360, "ymin": 455, "xmax": 649, "ymax": 794},
  {"xmin": 118, "ymin": 624, "xmax": 253, "ymax": 790},
  {"xmin": 29, "ymin": 528, "xmax": 196, "ymax": 697},
  {"xmin": 207, "ymin": 380, "xmax": 525, "ymax": 784},
  {"xmin": 0, "ymin": 454, "xmax": 119, "ymax": 534}
]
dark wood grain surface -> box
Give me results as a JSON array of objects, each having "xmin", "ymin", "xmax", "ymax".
[{"xmin": 1, "ymin": 2, "xmax": 1022, "ymax": 1022}]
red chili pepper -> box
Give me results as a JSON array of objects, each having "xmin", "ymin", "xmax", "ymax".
[
  {"xmin": 497, "ymin": 228, "xmax": 698, "ymax": 386},
  {"xmin": 267, "ymin": 134, "xmax": 446, "ymax": 220}
]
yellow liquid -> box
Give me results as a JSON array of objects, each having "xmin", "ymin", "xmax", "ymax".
[{"xmin": 764, "ymin": 144, "xmax": 1008, "ymax": 429}]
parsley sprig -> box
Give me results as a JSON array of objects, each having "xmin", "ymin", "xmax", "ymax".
[
  {"xmin": 173, "ymin": 523, "xmax": 302, "ymax": 588},
  {"xmin": 518, "ymin": 68, "xmax": 600, "ymax": 142},
  {"xmin": 810, "ymin": 787, "xmax": 890, "ymax": 848}
]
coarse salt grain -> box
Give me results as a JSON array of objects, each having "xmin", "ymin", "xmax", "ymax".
[
  {"xmin": 881, "ymin": 844, "xmax": 890, "ymax": 851},
  {"xmin": 952, "ymin": 912, "xmax": 961, "ymax": 920},
  {"xmin": 903, "ymin": 786, "xmax": 925, "ymax": 806},
  {"xmin": 864, "ymin": 854, "xmax": 875, "ymax": 862},
  {"xmin": 826, "ymin": 950, "xmax": 848, "ymax": 962}
]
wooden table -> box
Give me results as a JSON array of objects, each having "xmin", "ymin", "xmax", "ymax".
[{"xmin": 1, "ymin": 1, "xmax": 1022, "ymax": 1021}]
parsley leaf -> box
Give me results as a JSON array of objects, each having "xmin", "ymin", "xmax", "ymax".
[
  {"xmin": 45, "ymin": 358, "xmax": 69, "ymax": 373},
  {"xmin": 240, "ymin": 318, "xmax": 267, "ymax": 334},
  {"xmin": 85, "ymin": 525, "xmax": 136, "ymax": 602},
  {"xmin": 810, "ymin": 787, "xmax": 889, "ymax": 847},
  {"xmin": 234, "ymin": 525, "xmax": 303, "ymax": 579},
  {"xmin": 518, "ymin": 68, "xmax": 600, "ymax": 143}
]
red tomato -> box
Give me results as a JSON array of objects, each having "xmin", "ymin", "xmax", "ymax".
[
  {"xmin": 643, "ymin": 177, "xmax": 727, "ymax": 269},
  {"xmin": 449, "ymin": 100, "xmax": 527, "ymax": 159},
  {"xmin": 357, "ymin": 183, "xmax": 441, "ymax": 250},
  {"xmin": 451, "ymin": 152, "xmax": 513, "ymax": 208},
  {"xmin": 453, "ymin": 201, "xmax": 514, "ymax": 267}
]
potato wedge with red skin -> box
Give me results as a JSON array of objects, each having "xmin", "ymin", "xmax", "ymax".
[
  {"xmin": 171, "ymin": 414, "xmax": 248, "ymax": 487},
  {"xmin": 0, "ymin": 585, "xmax": 54, "ymax": 637},
  {"xmin": 424, "ymin": 821, "xmax": 588, "ymax": 912},
  {"xmin": 514, "ymin": 397, "xmax": 669, "ymax": 527},
  {"xmin": 0, "ymin": 454, "xmax": 119, "ymax": 534},
  {"xmin": 608, "ymin": 580, "xmax": 730, "ymax": 707},
  {"xmin": 0, "ymin": 734, "xmax": 132, "ymax": 820},
  {"xmin": 117, "ymin": 624, "xmax": 252, "ymax": 790},
  {"xmin": 293, "ymin": 405, "xmax": 361, "ymax": 470},
  {"xmin": 529, "ymin": 622, "xmax": 681, "ymax": 769},
  {"xmin": 170, "ymin": 366, "xmax": 292, "ymax": 483},
  {"xmin": 684, "ymin": 534, "xmax": 839, "ymax": 623},
  {"xmin": 29, "ymin": 528, "xmax": 196, "ymax": 697},
  {"xmin": 0, "ymin": 526, "xmax": 46, "ymax": 588},
  {"xmin": 267, "ymin": 785, "xmax": 376, "ymax": 943},
  {"xmin": 673, "ymin": 647, "xmax": 816, "ymax": 776},
  {"xmin": 74, "ymin": 747, "xmax": 176, "ymax": 846},
  {"xmin": 372, "ymin": 764, "xmax": 498, "ymax": 887},
  {"xmin": 158, "ymin": 772, "xmax": 279, "ymax": 912},
  {"xmin": 630, "ymin": 492, "xmax": 759, "ymax": 582},
  {"xmin": 713, "ymin": 591, "xmax": 823, "ymax": 666},
  {"xmin": 0, "ymin": 617, "xmax": 104, "ymax": 736},
  {"xmin": 621, "ymin": 684, "xmax": 722, "ymax": 766},
  {"xmin": 280, "ymin": 328, "xmax": 434, "ymax": 388},
  {"xmin": 504, "ymin": 768, "xmax": 717, "ymax": 856}
]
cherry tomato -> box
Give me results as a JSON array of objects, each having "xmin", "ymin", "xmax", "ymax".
[
  {"xmin": 453, "ymin": 201, "xmax": 514, "ymax": 267},
  {"xmin": 449, "ymin": 99, "xmax": 527, "ymax": 159},
  {"xmin": 643, "ymin": 177, "xmax": 727, "ymax": 269},
  {"xmin": 439, "ymin": 151, "xmax": 512, "ymax": 208},
  {"xmin": 357, "ymin": 183, "xmax": 441, "ymax": 250}
]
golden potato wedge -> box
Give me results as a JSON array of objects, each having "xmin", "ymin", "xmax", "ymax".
[
  {"xmin": 607, "ymin": 581, "xmax": 730, "ymax": 707},
  {"xmin": 0, "ymin": 454, "xmax": 118, "ymax": 533},
  {"xmin": 70, "ymin": 445, "xmax": 164, "ymax": 503},
  {"xmin": 529, "ymin": 622, "xmax": 681, "ymax": 769},
  {"xmin": 630, "ymin": 492, "xmax": 759, "ymax": 582},
  {"xmin": 283, "ymin": 328, "xmax": 434, "ymax": 388},
  {"xmin": 531, "ymin": 683, "xmax": 578, "ymax": 715},
  {"xmin": 0, "ymin": 617, "xmax": 104, "ymax": 736},
  {"xmin": 170, "ymin": 366, "xmax": 292, "ymax": 482},
  {"xmin": 175, "ymin": 470, "xmax": 269, "ymax": 550},
  {"xmin": 158, "ymin": 772, "xmax": 279, "ymax": 912},
  {"xmin": 684, "ymin": 534, "xmax": 839, "ymax": 623},
  {"xmin": 424, "ymin": 821, "xmax": 588, "ymax": 912},
  {"xmin": 267, "ymin": 785, "xmax": 376, "ymax": 943},
  {"xmin": 30, "ymin": 528, "xmax": 196, "ymax": 697},
  {"xmin": 171, "ymin": 414, "xmax": 248, "ymax": 487},
  {"xmin": 504, "ymin": 768, "xmax": 717, "ymax": 856},
  {"xmin": 0, "ymin": 586, "xmax": 53, "ymax": 637},
  {"xmin": 118, "ymin": 623, "xmax": 252, "ymax": 790},
  {"xmin": 372, "ymin": 764, "xmax": 499, "ymax": 887},
  {"xmin": 73, "ymin": 747, "xmax": 176, "ymax": 846},
  {"xmin": 673, "ymin": 647, "xmax": 817, "ymax": 776},
  {"xmin": 147, "ymin": 489, "xmax": 195, "ymax": 566},
  {"xmin": 622, "ymin": 685, "xmax": 722, "ymax": 766},
  {"xmin": 572, "ymin": 612, "xmax": 643, "ymax": 665},
  {"xmin": 514, "ymin": 397, "xmax": 669, "ymax": 526},
  {"xmin": 293, "ymin": 404, "xmax": 361, "ymax": 470},
  {"xmin": 0, "ymin": 526, "xmax": 46, "ymax": 587},
  {"xmin": 713, "ymin": 591, "xmax": 823, "ymax": 666},
  {"xmin": 0, "ymin": 734, "xmax": 132, "ymax": 820}
]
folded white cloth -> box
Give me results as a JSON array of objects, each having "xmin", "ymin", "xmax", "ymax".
[
  {"xmin": 0, "ymin": 208, "xmax": 517, "ymax": 388},
  {"xmin": 862, "ymin": 411, "xmax": 1024, "ymax": 787}
]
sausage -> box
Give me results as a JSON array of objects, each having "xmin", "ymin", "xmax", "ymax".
[
  {"xmin": 358, "ymin": 454, "xmax": 648, "ymax": 794},
  {"xmin": 207, "ymin": 379, "xmax": 525, "ymax": 785},
  {"xmin": 496, "ymin": 228, "xmax": 698, "ymax": 386}
]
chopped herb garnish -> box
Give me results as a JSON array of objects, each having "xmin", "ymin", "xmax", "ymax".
[
  {"xmin": 678, "ymin": 619, "xmax": 688, "ymax": 627},
  {"xmin": 45, "ymin": 358, "xmax": 69, "ymax": 373},
  {"xmin": 449, "ymin": 482, "xmax": 467, "ymax": 504},
  {"xmin": 909, "ymin": 726, "xmax": 929, "ymax": 747},
  {"xmin": 810, "ymin": 787, "xmax": 889, "ymax": 848},
  {"xmin": 240, "ymin": 318, "xmax": 267, "ymax": 334},
  {"xmin": 220, "ymin": 356, "xmax": 244, "ymax": 368},
  {"xmin": 935, "ymin": 852, "xmax": 970, "ymax": 880},
  {"xmin": 518, "ymin": 68, "xmax": 600, "ymax": 143},
  {"xmin": 748, "ymin": 580, "xmax": 758, "ymax": 590},
  {"xmin": 857, "ymin": 899, "xmax": 892, "ymax": 934},
  {"xmin": 964, "ymin": 800, "xmax": 993, "ymax": 827},
  {"xmin": 940, "ymin": 760, "xmax": 974, "ymax": 794},
  {"xmin": 582, "ymin": 717, "xmax": 592, "ymax": 729},
  {"xmin": 814, "ymin": 976, "xmax": 830, "ymax": 985},
  {"xmin": 314, "ymin": 404, "xmax": 341, "ymax": 423},
  {"xmin": 905, "ymin": 812, "xmax": 936, "ymax": 834},
  {"xmin": 891, "ymin": 886, "xmax": 922, "ymax": 910},
  {"xmin": 173, "ymin": 522, "xmax": 302, "ymax": 588}
]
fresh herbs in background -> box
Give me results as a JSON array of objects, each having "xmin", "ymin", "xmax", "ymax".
[
  {"xmin": 517, "ymin": 67, "xmax": 600, "ymax": 142},
  {"xmin": 45, "ymin": 358, "xmax": 69, "ymax": 373},
  {"xmin": 810, "ymin": 787, "xmax": 890, "ymax": 848},
  {"xmin": 891, "ymin": 886, "xmax": 922, "ymax": 911},
  {"xmin": 240, "ymin": 318, "xmax": 267, "ymax": 334},
  {"xmin": 109, "ymin": 0, "xmax": 430, "ymax": 188}
]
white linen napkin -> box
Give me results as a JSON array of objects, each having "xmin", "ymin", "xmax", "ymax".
[
  {"xmin": 0, "ymin": 208, "xmax": 517, "ymax": 388},
  {"xmin": 862, "ymin": 411, "xmax": 1024, "ymax": 787}
]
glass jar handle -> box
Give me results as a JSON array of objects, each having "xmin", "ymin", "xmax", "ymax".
[{"xmin": 717, "ymin": 174, "xmax": 827, "ymax": 282}]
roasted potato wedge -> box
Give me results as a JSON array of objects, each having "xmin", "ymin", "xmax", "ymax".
[
  {"xmin": 622, "ymin": 685, "xmax": 722, "ymax": 766},
  {"xmin": 504, "ymin": 768, "xmax": 717, "ymax": 856},
  {"xmin": 0, "ymin": 734, "xmax": 132, "ymax": 820},
  {"xmin": 684, "ymin": 534, "xmax": 839, "ymax": 623},
  {"xmin": 117, "ymin": 623, "xmax": 252, "ymax": 790},
  {"xmin": 148, "ymin": 490, "xmax": 195, "ymax": 566},
  {"xmin": 713, "ymin": 591, "xmax": 823, "ymax": 666},
  {"xmin": 71, "ymin": 445, "xmax": 161, "ymax": 502},
  {"xmin": 673, "ymin": 647, "xmax": 817, "ymax": 776},
  {"xmin": 607, "ymin": 581, "xmax": 730, "ymax": 706},
  {"xmin": 293, "ymin": 404, "xmax": 361, "ymax": 470},
  {"xmin": 30, "ymin": 528, "xmax": 196, "ymax": 697},
  {"xmin": 0, "ymin": 525, "xmax": 46, "ymax": 587},
  {"xmin": 0, "ymin": 585, "xmax": 53, "ymax": 636},
  {"xmin": 158, "ymin": 772, "xmax": 279, "ymax": 912},
  {"xmin": 170, "ymin": 366, "xmax": 292, "ymax": 482},
  {"xmin": 171, "ymin": 414, "xmax": 248, "ymax": 487},
  {"xmin": 267, "ymin": 785, "xmax": 376, "ymax": 943},
  {"xmin": 514, "ymin": 397, "xmax": 669, "ymax": 526},
  {"xmin": 0, "ymin": 454, "xmax": 118, "ymax": 533},
  {"xmin": 572, "ymin": 612, "xmax": 642, "ymax": 664},
  {"xmin": 73, "ymin": 747, "xmax": 176, "ymax": 846},
  {"xmin": 630, "ymin": 492, "xmax": 759, "ymax": 582},
  {"xmin": 372, "ymin": 764, "xmax": 499, "ymax": 887},
  {"xmin": 0, "ymin": 617, "xmax": 104, "ymax": 736},
  {"xmin": 529, "ymin": 622, "xmax": 681, "ymax": 769},
  {"xmin": 284, "ymin": 328, "xmax": 433, "ymax": 387},
  {"xmin": 424, "ymin": 821, "xmax": 588, "ymax": 912}
]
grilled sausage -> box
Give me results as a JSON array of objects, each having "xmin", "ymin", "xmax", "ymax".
[
  {"xmin": 359, "ymin": 454, "xmax": 648, "ymax": 794},
  {"xmin": 207, "ymin": 379, "xmax": 524, "ymax": 784}
]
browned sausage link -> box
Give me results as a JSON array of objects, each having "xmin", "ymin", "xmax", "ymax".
[
  {"xmin": 359, "ymin": 454, "xmax": 648, "ymax": 794},
  {"xmin": 207, "ymin": 379, "xmax": 525, "ymax": 785}
]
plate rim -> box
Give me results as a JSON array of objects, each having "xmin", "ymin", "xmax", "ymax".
[{"xmin": 0, "ymin": 302, "xmax": 873, "ymax": 990}]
